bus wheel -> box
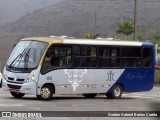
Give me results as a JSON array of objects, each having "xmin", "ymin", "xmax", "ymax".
[
  {"xmin": 0, "ymin": 79, "xmax": 2, "ymax": 88},
  {"xmin": 10, "ymin": 92, "xmax": 25, "ymax": 98},
  {"xmin": 38, "ymin": 85, "xmax": 53, "ymax": 101},
  {"xmin": 83, "ymin": 93, "xmax": 97, "ymax": 98},
  {"xmin": 106, "ymin": 84, "xmax": 122, "ymax": 99}
]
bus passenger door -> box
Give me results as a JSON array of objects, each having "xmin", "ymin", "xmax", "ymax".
[{"xmin": 39, "ymin": 45, "xmax": 73, "ymax": 94}]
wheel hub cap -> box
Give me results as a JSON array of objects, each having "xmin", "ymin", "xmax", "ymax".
[
  {"xmin": 114, "ymin": 87, "xmax": 121, "ymax": 97},
  {"xmin": 41, "ymin": 87, "xmax": 50, "ymax": 98}
]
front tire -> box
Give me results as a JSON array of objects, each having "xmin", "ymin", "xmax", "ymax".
[
  {"xmin": 106, "ymin": 84, "xmax": 123, "ymax": 99},
  {"xmin": 10, "ymin": 92, "xmax": 25, "ymax": 98},
  {"xmin": 0, "ymin": 79, "xmax": 2, "ymax": 88},
  {"xmin": 37, "ymin": 85, "xmax": 53, "ymax": 101},
  {"xmin": 83, "ymin": 93, "xmax": 97, "ymax": 98}
]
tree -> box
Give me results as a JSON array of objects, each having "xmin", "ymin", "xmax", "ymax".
[{"xmin": 116, "ymin": 20, "xmax": 134, "ymax": 40}]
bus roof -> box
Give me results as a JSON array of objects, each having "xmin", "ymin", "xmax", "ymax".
[{"xmin": 22, "ymin": 37, "xmax": 154, "ymax": 47}]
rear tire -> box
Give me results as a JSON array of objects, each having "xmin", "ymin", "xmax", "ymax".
[
  {"xmin": 106, "ymin": 84, "xmax": 122, "ymax": 99},
  {"xmin": 10, "ymin": 92, "xmax": 25, "ymax": 98},
  {"xmin": 83, "ymin": 93, "xmax": 97, "ymax": 98},
  {"xmin": 37, "ymin": 85, "xmax": 53, "ymax": 101}
]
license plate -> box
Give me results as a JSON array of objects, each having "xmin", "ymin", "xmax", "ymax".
[{"xmin": 10, "ymin": 89, "xmax": 18, "ymax": 92}]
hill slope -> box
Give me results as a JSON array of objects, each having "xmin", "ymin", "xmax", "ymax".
[
  {"xmin": 2, "ymin": 0, "xmax": 160, "ymax": 38},
  {"xmin": 0, "ymin": 0, "xmax": 160, "ymax": 69},
  {"xmin": 0, "ymin": 0, "xmax": 65, "ymax": 26}
]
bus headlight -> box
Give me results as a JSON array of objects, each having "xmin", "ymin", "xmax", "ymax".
[
  {"xmin": 0, "ymin": 72, "xmax": 2, "ymax": 78},
  {"xmin": 0, "ymin": 72, "xmax": 2, "ymax": 82},
  {"xmin": 24, "ymin": 74, "xmax": 35, "ymax": 83}
]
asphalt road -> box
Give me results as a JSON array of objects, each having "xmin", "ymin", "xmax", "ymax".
[{"xmin": 0, "ymin": 86, "xmax": 160, "ymax": 120}]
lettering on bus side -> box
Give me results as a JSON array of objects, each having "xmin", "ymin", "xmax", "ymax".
[
  {"xmin": 126, "ymin": 71, "xmax": 148, "ymax": 81},
  {"xmin": 47, "ymin": 76, "xmax": 52, "ymax": 80}
]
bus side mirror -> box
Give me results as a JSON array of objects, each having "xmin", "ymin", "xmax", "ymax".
[{"xmin": 13, "ymin": 44, "xmax": 17, "ymax": 48}]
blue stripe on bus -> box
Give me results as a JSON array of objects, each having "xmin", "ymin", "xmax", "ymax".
[
  {"xmin": 142, "ymin": 42, "xmax": 154, "ymax": 47},
  {"xmin": 107, "ymin": 68, "xmax": 155, "ymax": 93}
]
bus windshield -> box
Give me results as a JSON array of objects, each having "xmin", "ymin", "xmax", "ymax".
[{"xmin": 7, "ymin": 40, "xmax": 48, "ymax": 69}]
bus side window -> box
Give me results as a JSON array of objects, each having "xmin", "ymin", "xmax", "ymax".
[
  {"xmin": 121, "ymin": 47, "xmax": 142, "ymax": 68},
  {"xmin": 143, "ymin": 48, "xmax": 152, "ymax": 67},
  {"xmin": 99, "ymin": 47, "xmax": 120, "ymax": 68},
  {"xmin": 74, "ymin": 46, "xmax": 97, "ymax": 68}
]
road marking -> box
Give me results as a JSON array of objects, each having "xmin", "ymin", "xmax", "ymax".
[
  {"xmin": 38, "ymin": 118, "xmax": 70, "ymax": 120},
  {"xmin": 123, "ymin": 93, "xmax": 145, "ymax": 95},
  {"xmin": 0, "ymin": 104, "xmax": 41, "ymax": 110},
  {"xmin": 0, "ymin": 104, "xmax": 25, "ymax": 107},
  {"xmin": 71, "ymin": 105, "xmax": 78, "ymax": 107},
  {"xmin": 25, "ymin": 106, "xmax": 41, "ymax": 110},
  {"xmin": 122, "ymin": 92, "xmax": 160, "ymax": 101},
  {"xmin": 71, "ymin": 104, "xmax": 94, "ymax": 107}
]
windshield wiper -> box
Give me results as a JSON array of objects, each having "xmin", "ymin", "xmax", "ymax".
[
  {"xmin": 23, "ymin": 48, "xmax": 31, "ymax": 69},
  {"xmin": 9, "ymin": 48, "xmax": 26, "ymax": 68}
]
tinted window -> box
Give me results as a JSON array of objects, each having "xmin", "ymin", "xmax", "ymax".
[
  {"xmin": 99, "ymin": 47, "xmax": 120, "ymax": 67},
  {"xmin": 143, "ymin": 47, "xmax": 152, "ymax": 68},
  {"xmin": 122, "ymin": 47, "xmax": 141, "ymax": 57},
  {"xmin": 41, "ymin": 45, "xmax": 72, "ymax": 74},
  {"xmin": 121, "ymin": 47, "xmax": 142, "ymax": 68},
  {"xmin": 74, "ymin": 46, "xmax": 97, "ymax": 67}
]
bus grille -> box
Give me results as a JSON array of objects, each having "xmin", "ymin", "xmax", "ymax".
[
  {"xmin": 7, "ymin": 84, "xmax": 21, "ymax": 90},
  {"xmin": 7, "ymin": 77, "xmax": 25, "ymax": 83},
  {"xmin": 8, "ymin": 77, "xmax": 14, "ymax": 81},
  {"xmin": 17, "ymin": 79, "xmax": 25, "ymax": 82},
  {"xmin": 7, "ymin": 81, "xmax": 23, "ymax": 84}
]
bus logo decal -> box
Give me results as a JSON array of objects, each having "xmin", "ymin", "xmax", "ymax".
[
  {"xmin": 64, "ymin": 69, "xmax": 87, "ymax": 92},
  {"xmin": 107, "ymin": 71, "xmax": 115, "ymax": 81}
]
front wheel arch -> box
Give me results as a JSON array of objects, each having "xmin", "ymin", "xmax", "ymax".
[
  {"xmin": 37, "ymin": 83, "xmax": 55, "ymax": 101},
  {"xmin": 42, "ymin": 83, "xmax": 55, "ymax": 94}
]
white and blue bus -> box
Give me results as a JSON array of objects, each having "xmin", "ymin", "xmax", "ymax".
[{"xmin": 2, "ymin": 36, "xmax": 155, "ymax": 100}]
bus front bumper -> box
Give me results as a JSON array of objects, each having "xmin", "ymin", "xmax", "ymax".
[{"xmin": 2, "ymin": 78, "xmax": 37, "ymax": 95}]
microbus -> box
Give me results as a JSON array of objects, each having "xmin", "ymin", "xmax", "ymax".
[{"xmin": 2, "ymin": 36, "xmax": 155, "ymax": 100}]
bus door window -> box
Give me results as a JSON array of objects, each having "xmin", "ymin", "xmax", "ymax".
[
  {"xmin": 50, "ymin": 49, "xmax": 60, "ymax": 67},
  {"xmin": 41, "ymin": 48, "xmax": 54, "ymax": 73},
  {"xmin": 41, "ymin": 45, "xmax": 72, "ymax": 74}
]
